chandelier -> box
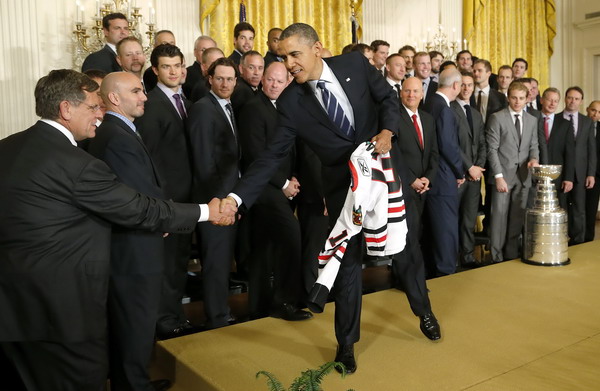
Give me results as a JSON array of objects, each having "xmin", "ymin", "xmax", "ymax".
[{"xmin": 72, "ymin": 0, "xmax": 157, "ymax": 68}]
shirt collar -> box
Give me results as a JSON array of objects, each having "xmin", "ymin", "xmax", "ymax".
[
  {"xmin": 475, "ymin": 84, "xmax": 490, "ymax": 94},
  {"xmin": 156, "ymin": 82, "xmax": 183, "ymax": 99},
  {"xmin": 435, "ymin": 91, "xmax": 451, "ymax": 106},
  {"xmin": 106, "ymin": 111, "xmax": 137, "ymax": 132},
  {"xmin": 386, "ymin": 77, "xmax": 401, "ymax": 87},
  {"xmin": 542, "ymin": 112, "xmax": 555, "ymax": 120},
  {"xmin": 210, "ymin": 90, "xmax": 231, "ymax": 108},
  {"xmin": 106, "ymin": 42, "xmax": 117, "ymax": 54},
  {"xmin": 456, "ymin": 98, "xmax": 469, "ymax": 107},
  {"xmin": 40, "ymin": 119, "xmax": 77, "ymax": 146},
  {"xmin": 508, "ymin": 108, "xmax": 524, "ymax": 117},
  {"xmin": 403, "ymin": 105, "xmax": 418, "ymax": 118},
  {"xmin": 308, "ymin": 59, "xmax": 335, "ymax": 93}
]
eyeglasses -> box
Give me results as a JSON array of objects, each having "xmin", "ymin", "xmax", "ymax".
[{"xmin": 76, "ymin": 101, "xmax": 101, "ymax": 113}]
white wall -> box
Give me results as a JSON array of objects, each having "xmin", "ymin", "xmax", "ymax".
[
  {"xmin": 362, "ymin": 0, "xmax": 463, "ymax": 53},
  {"xmin": 0, "ymin": 0, "xmax": 200, "ymax": 139}
]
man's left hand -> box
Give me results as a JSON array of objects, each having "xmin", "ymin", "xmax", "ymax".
[{"xmin": 371, "ymin": 129, "xmax": 394, "ymax": 154}]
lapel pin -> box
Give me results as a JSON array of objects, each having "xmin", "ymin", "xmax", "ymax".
[{"xmin": 346, "ymin": 78, "xmax": 351, "ymax": 82}]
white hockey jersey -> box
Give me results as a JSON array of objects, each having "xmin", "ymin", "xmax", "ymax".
[{"xmin": 315, "ymin": 141, "xmax": 408, "ymax": 290}]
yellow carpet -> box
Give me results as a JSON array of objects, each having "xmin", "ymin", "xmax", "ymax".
[{"xmin": 156, "ymin": 241, "xmax": 600, "ymax": 391}]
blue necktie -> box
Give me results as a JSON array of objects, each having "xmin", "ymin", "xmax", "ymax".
[{"xmin": 317, "ymin": 80, "xmax": 355, "ymax": 138}]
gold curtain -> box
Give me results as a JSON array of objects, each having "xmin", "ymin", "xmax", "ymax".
[
  {"xmin": 200, "ymin": 0, "xmax": 363, "ymax": 57},
  {"xmin": 462, "ymin": 0, "xmax": 556, "ymax": 90}
]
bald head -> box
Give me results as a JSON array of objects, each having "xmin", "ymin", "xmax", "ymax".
[
  {"xmin": 400, "ymin": 77, "xmax": 423, "ymax": 112},
  {"xmin": 101, "ymin": 72, "xmax": 147, "ymax": 121},
  {"xmin": 262, "ymin": 62, "xmax": 289, "ymax": 100}
]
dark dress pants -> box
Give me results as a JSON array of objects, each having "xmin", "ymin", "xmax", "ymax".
[{"xmin": 585, "ymin": 178, "xmax": 600, "ymax": 242}]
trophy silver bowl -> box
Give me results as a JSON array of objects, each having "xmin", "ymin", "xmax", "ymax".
[{"xmin": 522, "ymin": 165, "xmax": 570, "ymax": 266}]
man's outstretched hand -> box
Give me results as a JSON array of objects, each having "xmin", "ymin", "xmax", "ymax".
[{"xmin": 207, "ymin": 197, "xmax": 237, "ymax": 226}]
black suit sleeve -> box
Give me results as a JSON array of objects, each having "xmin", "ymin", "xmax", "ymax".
[{"xmin": 563, "ymin": 126, "xmax": 576, "ymax": 182}]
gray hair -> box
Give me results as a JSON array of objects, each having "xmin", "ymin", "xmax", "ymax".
[
  {"xmin": 35, "ymin": 69, "xmax": 98, "ymax": 120},
  {"xmin": 438, "ymin": 68, "xmax": 462, "ymax": 88}
]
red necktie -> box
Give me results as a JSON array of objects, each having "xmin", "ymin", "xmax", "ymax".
[
  {"xmin": 544, "ymin": 116, "xmax": 550, "ymax": 142},
  {"xmin": 412, "ymin": 114, "xmax": 424, "ymax": 149}
]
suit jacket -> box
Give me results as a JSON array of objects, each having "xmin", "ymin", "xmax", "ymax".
[
  {"xmin": 470, "ymin": 88, "xmax": 507, "ymax": 124},
  {"xmin": 396, "ymin": 105, "xmax": 439, "ymax": 186},
  {"xmin": 231, "ymin": 51, "xmax": 401, "ymax": 217},
  {"xmin": 486, "ymin": 109, "xmax": 539, "ymax": 186},
  {"xmin": 557, "ymin": 111, "xmax": 597, "ymax": 182},
  {"xmin": 0, "ymin": 121, "xmax": 198, "ymax": 343},
  {"xmin": 183, "ymin": 61, "xmax": 202, "ymax": 98},
  {"xmin": 231, "ymin": 78, "xmax": 258, "ymax": 114},
  {"xmin": 420, "ymin": 79, "xmax": 438, "ymax": 108},
  {"xmin": 82, "ymin": 44, "xmax": 122, "ymax": 73},
  {"xmin": 595, "ymin": 122, "xmax": 600, "ymax": 177},
  {"xmin": 264, "ymin": 51, "xmax": 280, "ymax": 67},
  {"xmin": 228, "ymin": 50, "xmax": 242, "ymax": 65},
  {"xmin": 142, "ymin": 67, "xmax": 158, "ymax": 93},
  {"xmin": 188, "ymin": 92, "xmax": 241, "ymax": 202},
  {"xmin": 450, "ymin": 101, "xmax": 486, "ymax": 171},
  {"xmin": 87, "ymin": 114, "xmax": 167, "ymax": 275},
  {"xmin": 238, "ymin": 91, "xmax": 295, "ymax": 205},
  {"xmin": 537, "ymin": 115, "xmax": 575, "ymax": 183},
  {"xmin": 423, "ymin": 93, "xmax": 464, "ymax": 196},
  {"xmin": 135, "ymin": 87, "xmax": 193, "ymax": 203}
]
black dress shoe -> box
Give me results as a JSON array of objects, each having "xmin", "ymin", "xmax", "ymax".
[
  {"xmin": 151, "ymin": 378, "xmax": 172, "ymax": 391},
  {"xmin": 271, "ymin": 303, "xmax": 313, "ymax": 321},
  {"xmin": 156, "ymin": 320, "xmax": 197, "ymax": 340},
  {"xmin": 334, "ymin": 344, "xmax": 357, "ymax": 374},
  {"xmin": 419, "ymin": 313, "xmax": 441, "ymax": 341}
]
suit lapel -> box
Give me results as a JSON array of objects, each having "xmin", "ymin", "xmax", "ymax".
[
  {"xmin": 504, "ymin": 110, "xmax": 520, "ymax": 147},
  {"xmin": 402, "ymin": 107, "xmax": 423, "ymax": 151},
  {"xmin": 297, "ymin": 83, "xmax": 353, "ymax": 142},
  {"xmin": 154, "ymin": 88, "xmax": 184, "ymax": 124}
]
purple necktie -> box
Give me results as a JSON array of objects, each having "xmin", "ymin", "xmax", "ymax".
[{"xmin": 173, "ymin": 93, "xmax": 186, "ymax": 119}]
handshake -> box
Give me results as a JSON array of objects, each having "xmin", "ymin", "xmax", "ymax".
[{"xmin": 207, "ymin": 197, "xmax": 239, "ymax": 226}]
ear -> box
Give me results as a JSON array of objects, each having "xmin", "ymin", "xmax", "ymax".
[
  {"xmin": 116, "ymin": 56, "xmax": 123, "ymax": 66},
  {"xmin": 238, "ymin": 64, "xmax": 244, "ymax": 73},
  {"xmin": 313, "ymin": 41, "xmax": 323, "ymax": 57},
  {"xmin": 107, "ymin": 91, "xmax": 120, "ymax": 106},
  {"xmin": 58, "ymin": 100, "xmax": 72, "ymax": 121},
  {"xmin": 152, "ymin": 66, "xmax": 158, "ymax": 76}
]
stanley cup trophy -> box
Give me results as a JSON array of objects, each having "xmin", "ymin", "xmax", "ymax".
[{"xmin": 522, "ymin": 165, "xmax": 570, "ymax": 266}]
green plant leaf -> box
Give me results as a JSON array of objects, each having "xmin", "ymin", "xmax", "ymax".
[{"xmin": 256, "ymin": 370, "xmax": 286, "ymax": 391}]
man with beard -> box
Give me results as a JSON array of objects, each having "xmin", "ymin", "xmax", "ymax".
[{"xmin": 116, "ymin": 36, "xmax": 147, "ymax": 92}]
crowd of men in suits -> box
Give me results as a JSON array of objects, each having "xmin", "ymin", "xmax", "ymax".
[{"xmin": 1, "ymin": 11, "xmax": 599, "ymax": 390}]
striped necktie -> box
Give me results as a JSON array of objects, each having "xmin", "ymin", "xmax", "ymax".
[{"xmin": 317, "ymin": 80, "xmax": 355, "ymax": 138}]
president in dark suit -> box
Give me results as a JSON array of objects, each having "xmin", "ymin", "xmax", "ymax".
[
  {"xmin": 87, "ymin": 72, "xmax": 174, "ymax": 390},
  {"xmin": 221, "ymin": 23, "xmax": 440, "ymax": 373},
  {"xmin": 81, "ymin": 13, "xmax": 129, "ymax": 73},
  {"xmin": 452, "ymin": 72, "xmax": 487, "ymax": 267},
  {"xmin": 134, "ymin": 44, "xmax": 195, "ymax": 339},
  {"xmin": 537, "ymin": 88, "xmax": 575, "ymax": 210},
  {"xmin": 422, "ymin": 69, "xmax": 466, "ymax": 277},
  {"xmin": 188, "ymin": 57, "xmax": 241, "ymax": 329},
  {"xmin": 0, "ymin": 69, "xmax": 226, "ymax": 391},
  {"xmin": 559, "ymin": 87, "xmax": 597, "ymax": 244},
  {"xmin": 237, "ymin": 62, "xmax": 311, "ymax": 321}
]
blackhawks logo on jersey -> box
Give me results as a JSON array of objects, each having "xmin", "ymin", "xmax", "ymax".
[{"xmin": 352, "ymin": 205, "xmax": 363, "ymax": 226}]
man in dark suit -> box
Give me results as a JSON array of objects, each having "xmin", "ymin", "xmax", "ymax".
[
  {"xmin": 487, "ymin": 82, "xmax": 539, "ymax": 262},
  {"xmin": 537, "ymin": 87, "xmax": 575, "ymax": 210},
  {"xmin": 393, "ymin": 77, "xmax": 439, "ymax": 284},
  {"xmin": 231, "ymin": 50, "xmax": 264, "ymax": 113},
  {"xmin": 471, "ymin": 59, "xmax": 507, "ymax": 124},
  {"xmin": 414, "ymin": 52, "xmax": 438, "ymax": 107},
  {"xmin": 182, "ymin": 35, "xmax": 217, "ymax": 98},
  {"xmin": 86, "ymin": 72, "xmax": 173, "ymax": 390},
  {"xmin": 220, "ymin": 23, "xmax": 440, "ymax": 373},
  {"xmin": 452, "ymin": 72, "xmax": 486, "ymax": 267},
  {"xmin": 264, "ymin": 27, "xmax": 283, "ymax": 66},
  {"xmin": 82, "ymin": 13, "xmax": 129, "ymax": 73},
  {"xmin": 134, "ymin": 44, "xmax": 195, "ymax": 340},
  {"xmin": 228, "ymin": 22, "xmax": 255, "ymax": 65},
  {"xmin": 237, "ymin": 61, "xmax": 311, "ymax": 320},
  {"xmin": 142, "ymin": 30, "xmax": 176, "ymax": 93},
  {"xmin": 0, "ymin": 69, "xmax": 229, "ymax": 391},
  {"xmin": 422, "ymin": 69, "xmax": 466, "ymax": 276},
  {"xmin": 190, "ymin": 47, "xmax": 224, "ymax": 103},
  {"xmin": 116, "ymin": 37, "xmax": 147, "ymax": 90},
  {"xmin": 585, "ymin": 100, "xmax": 600, "ymax": 242},
  {"xmin": 188, "ymin": 57, "xmax": 242, "ymax": 329},
  {"xmin": 559, "ymin": 87, "xmax": 597, "ymax": 244}
]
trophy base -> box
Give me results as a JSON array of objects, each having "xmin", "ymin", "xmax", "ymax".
[{"xmin": 521, "ymin": 258, "xmax": 571, "ymax": 267}]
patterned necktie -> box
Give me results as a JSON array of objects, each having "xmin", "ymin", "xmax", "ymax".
[
  {"xmin": 544, "ymin": 116, "xmax": 550, "ymax": 142},
  {"xmin": 412, "ymin": 114, "xmax": 424, "ymax": 149},
  {"xmin": 225, "ymin": 103, "xmax": 237, "ymax": 134},
  {"xmin": 514, "ymin": 114, "xmax": 521, "ymax": 144},
  {"xmin": 464, "ymin": 104, "xmax": 474, "ymax": 132},
  {"xmin": 317, "ymin": 80, "xmax": 355, "ymax": 137},
  {"xmin": 173, "ymin": 93, "xmax": 187, "ymax": 119},
  {"xmin": 569, "ymin": 114, "xmax": 576, "ymax": 137}
]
